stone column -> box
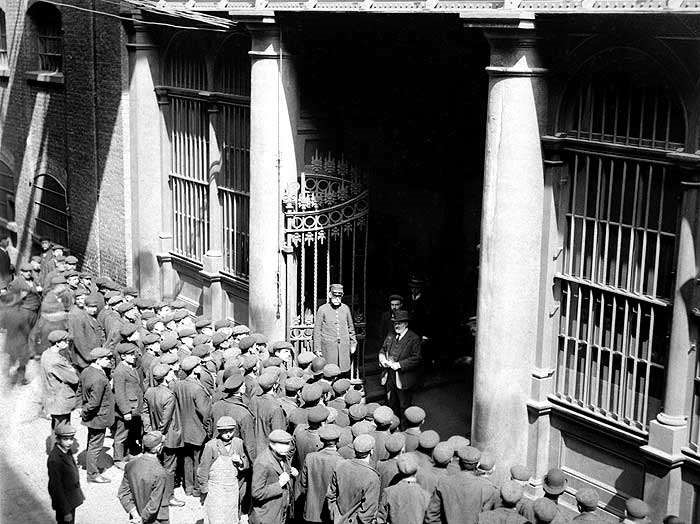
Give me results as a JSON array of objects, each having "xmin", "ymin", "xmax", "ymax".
[
  {"xmin": 126, "ymin": 23, "xmax": 163, "ymax": 295},
  {"xmin": 247, "ymin": 21, "xmax": 299, "ymax": 340},
  {"xmin": 643, "ymin": 154, "xmax": 700, "ymax": 517},
  {"xmin": 466, "ymin": 14, "xmax": 547, "ymax": 480}
]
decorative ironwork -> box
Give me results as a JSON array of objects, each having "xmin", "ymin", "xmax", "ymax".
[{"xmin": 284, "ymin": 153, "xmax": 369, "ymax": 380}]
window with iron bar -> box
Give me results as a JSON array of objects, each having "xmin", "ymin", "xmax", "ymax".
[{"xmin": 0, "ymin": 10, "xmax": 8, "ymax": 71}]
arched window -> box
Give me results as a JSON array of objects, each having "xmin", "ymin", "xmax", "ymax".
[
  {"xmin": 0, "ymin": 161, "xmax": 14, "ymax": 222},
  {"xmin": 0, "ymin": 9, "xmax": 8, "ymax": 71},
  {"xmin": 28, "ymin": 2, "xmax": 62, "ymax": 72},
  {"xmin": 554, "ymin": 52, "xmax": 684, "ymax": 432},
  {"xmin": 33, "ymin": 174, "xmax": 68, "ymax": 246},
  {"xmin": 165, "ymin": 36, "xmax": 209, "ymax": 261},
  {"xmin": 216, "ymin": 34, "xmax": 250, "ymax": 279}
]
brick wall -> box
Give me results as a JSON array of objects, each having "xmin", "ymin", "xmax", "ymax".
[{"xmin": 0, "ymin": 0, "xmax": 128, "ymax": 282}]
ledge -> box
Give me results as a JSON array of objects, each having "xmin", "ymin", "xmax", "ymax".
[
  {"xmin": 0, "ymin": 68, "xmax": 9, "ymax": 80},
  {"xmin": 25, "ymin": 71, "xmax": 64, "ymax": 86}
]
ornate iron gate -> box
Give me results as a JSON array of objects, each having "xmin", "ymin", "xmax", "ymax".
[{"xmin": 282, "ymin": 154, "xmax": 369, "ymax": 380}]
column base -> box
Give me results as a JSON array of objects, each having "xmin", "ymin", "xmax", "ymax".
[
  {"xmin": 645, "ymin": 419, "xmax": 688, "ymax": 461},
  {"xmin": 200, "ymin": 250, "xmax": 225, "ymax": 320}
]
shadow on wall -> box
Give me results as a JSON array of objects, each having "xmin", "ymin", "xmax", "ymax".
[{"xmin": 0, "ymin": 1, "xmax": 125, "ymax": 276}]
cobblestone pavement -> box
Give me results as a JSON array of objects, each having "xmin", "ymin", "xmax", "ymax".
[{"xmin": 0, "ymin": 357, "xmax": 205, "ymax": 524}]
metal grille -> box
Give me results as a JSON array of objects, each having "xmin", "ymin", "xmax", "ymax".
[
  {"xmin": 216, "ymin": 36, "xmax": 250, "ymax": 96},
  {"xmin": 31, "ymin": 3, "xmax": 62, "ymax": 73},
  {"xmin": 219, "ymin": 101, "xmax": 250, "ymax": 277},
  {"xmin": 33, "ymin": 175, "xmax": 68, "ymax": 247},
  {"xmin": 167, "ymin": 49, "xmax": 207, "ymax": 91},
  {"xmin": 170, "ymin": 95, "xmax": 209, "ymax": 261},
  {"xmin": 0, "ymin": 10, "xmax": 7, "ymax": 70},
  {"xmin": 556, "ymin": 153, "xmax": 678, "ymax": 430}
]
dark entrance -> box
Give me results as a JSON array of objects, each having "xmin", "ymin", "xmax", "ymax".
[{"xmin": 294, "ymin": 14, "xmax": 489, "ymax": 435}]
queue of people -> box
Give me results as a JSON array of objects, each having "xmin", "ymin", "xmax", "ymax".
[{"xmin": 0, "ymin": 241, "xmax": 675, "ymax": 523}]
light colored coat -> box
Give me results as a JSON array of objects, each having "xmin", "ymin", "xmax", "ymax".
[
  {"xmin": 313, "ymin": 302, "xmax": 357, "ymax": 373},
  {"xmin": 40, "ymin": 348, "xmax": 80, "ymax": 415}
]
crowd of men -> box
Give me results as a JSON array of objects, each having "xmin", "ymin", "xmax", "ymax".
[{"xmin": 0, "ymin": 239, "xmax": 680, "ymax": 523}]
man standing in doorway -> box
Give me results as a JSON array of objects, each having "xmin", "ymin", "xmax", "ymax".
[
  {"xmin": 378, "ymin": 294, "xmax": 403, "ymax": 342},
  {"xmin": 313, "ymin": 284, "xmax": 357, "ymax": 377}
]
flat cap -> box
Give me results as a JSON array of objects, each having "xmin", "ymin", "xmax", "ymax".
[
  {"xmin": 351, "ymin": 420, "xmax": 374, "ymax": 437},
  {"xmin": 192, "ymin": 334, "xmax": 211, "ymax": 347},
  {"xmin": 335, "ymin": 412, "xmax": 350, "ymax": 428},
  {"xmin": 576, "ymin": 488, "xmax": 599, "ymax": 511},
  {"xmin": 625, "ymin": 498, "xmax": 650, "ymax": 518},
  {"xmin": 447, "ymin": 435, "xmax": 470, "ymax": 454},
  {"xmin": 115, "ymin": 301, "xmax": 136, "ymax": 314},
  {"xmin": 510, "ymin": 464, "xmax": 531, "ymax": 482},
  {"xmin": 348, "ymin": 404, "xmax": 368, "ymax": 422},
  {"xmin": 160, "ymin": 337, "xmax": 177, "ymax": 351},
  {"xmin": 501, "ymin": 481, "xmax": 524, "ymax": 505},
  {"xmin": 117, "ymin": 342, "xmax": 138, "ymax": 355},
  {"xmin": 365, "ymin": 403, "xmax": 379, "ymax": 418},
  {"xmin": 192, "ymin": 344, "xmax": 211, "ymax": 358},
  {"xmin": 120, "ymin": 323, "xmax": 138, "ymax": 337},
  {"xmin": 54, "ymin": 422, "xmax": 77, "ymax": 437},
  {"xmin": 419, "ymin": 430, "xmax": 440, "ymax": 450},
  {"xmin": 433, "ymin": 442, "xmax": 454, "ymax": 465},
  {"xmin": 143, "ymin": 431, "xmax": 164, "ymax": 450},
  {"xmin": 194, "ymin": 317, "xmax": 211, "ymax": 329},
  {"xmin": 180, "ymin": 355, "xmax": 201, "ymax": 372},
  {"xmin": 301, "ymin": 383, "xmax": 323, "ymax": 403},
  {"xmin": 152, "ymin": 364, "xmax": 170, "ymax": 379},
  {"xmin": 404, "ymin": 406, "xmax": 426, "ymax": 425},
  {"xmin": 264, "ymin": 356, "xmax": 283, "ymax": 368},
  {"xmin": 231, "ymin": 324, "xmax": 250, "ymax": 336},
  {"xmin": 307, "ymin": 405, "xmax": 330, "ymax": 424},
  {"xmin": 285, "ymin": 377, "xmax": 305, "ymax": 393},
  {"xmin": 397, "ymin": 453, "xmax": 419, "ymax": 475},
  {"xmin": 65, "ymin": 255, "xmax": 78, "ymax": 264},
  {"xmin": 238, "ymin": 335, "xmax": 256, "ymax": 351},
  {"xmin": 329, "ymin": 283, "xmax": 344, "ymax": 294},
  {"xmin": 311, "ymin": 357, "xmax": 326, "ymax": 374},
  {"xmin": 258, "ymin": 372, "xmax": 277, "ymax": 390},
  {"xmin": 252, "ymin": 333, "xmax": 268, "ymax": 345},
  {"xmin": 89, "ymin": 347, "xmax": 112, "ymax": 360},
  {"xmin": 318, "ymin": 380, "xmax": 331, "ymax": 395},
  {"xmin": 332, "ymin": 378, "xmax": 351, "ymax": 395},
  {"xmin": 297, "ymin": 351, "xmax": 316, "ymax": 366},
  {"xmin": 271, "ymin": 340, "xmax": 293, "ymax": 352},
  {"xmin": 143, "ymin": 333, "xmax": 160, "ymax": 345},
  {"xmin": 323, "ymin": 364, "xmax": 341, "ymax": 380},
  {"xmin": 48, "ymin": 330, "xmax": 70, "ymax": 343},
  {"xmin": 161, "ymin": 353, "xmax": 179, "ymax": 365},
  {"xmin": 543, "ymin": 468, "xmax": 567, "ymax": 495},
  {"xmin": 269, "ymin": 429, "xmax": 293, "ymax": 444},
  {"xmin": 64, "ymin": 269, "xmax": 79, "ymax": 279},
  {"xmin": 134, "ymin": 297, "xmax": 156, "ymax": 309},
  {"xmin": 478, "ymin": 453, "xmax": 495, "ymax": 472},
  {"xmin": 241, "ymin": 354, "xmax": 258, "ymax": 371},
  {"xmin": 178, "ymin": 327, "xmax": 196, "ymax": 338},
  {"xmin": 373, "ymin": 406, "xmax": 394, "ymax": 426},
  {"xmin": 353, "ymin": 434, "xmax": 375, "ymax": 454},
  {"xmin": 344, "ymin": 390, "xmax": 362, "ymax": 406},
  {"xmin": 85, "ymin": 294, "xmax": 101, "ymax": 307},
  {"xmin": 210, "ymin": 331, "xmax": 228, "ymax": 347},
  {"xmin": 533, "ymin": 498, "xmax": 558, "ymax": 523},
  {"xmin": 216, "ymin": 416, "xmax": 237, "ymax": 430},
  {"xmin": 457, "ymin": 446, "xmax": 481, "ymax": 464},
  {"xmin": 319, "ymin": 424, "xmax": 341, "ymax": 442},
  {"xmin": 385, "ymin": 432, "xmax": 406, "ymax": 454}
]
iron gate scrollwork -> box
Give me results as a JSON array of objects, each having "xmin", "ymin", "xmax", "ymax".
[{"xmin": 283, "ymin": 154, "xmax": 369, "ymax": 380}]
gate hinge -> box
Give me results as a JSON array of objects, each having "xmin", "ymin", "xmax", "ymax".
[
  {"xmin": 280, "ymin": 243, "xmax": 294, "ymax": 255},
  {"xmin": 552, "ymin": 246, "xmax": 563, "ymax": 261},
  {"xmin": 549, "ymin": 305, "xmax": 560, "ymax": 318}
]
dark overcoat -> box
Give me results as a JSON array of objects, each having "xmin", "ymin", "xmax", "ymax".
[
  {"xmin": 250, "ymin": 448, "xmax": 293, "ymax": 524},
  {"xmin": 47, "ymin": 445, "xmax": 85, "ymax": 517},
  {"xmin": 313, "ymin": 302, "xmax": 357, "ymax": 373},
  {"xmin": 380, "ymin": 329, "xmax": 422, "ymax": 391},
  {"xmin": 171, "ymin": 376, "xmax": 211, "ymax": 446},
  {"xmin": 142, "ymin": 383, "xmax": 182, "ymax": 449},
  {"xmin": 80, "ymin": 365, "xmax": 115, "ymax": 429},
  {"xmin": 476, "ymin": 507, "xmax": 530, "ymax": 524},
  {"xmin": 301, "ymin": 447, "xmax": 342, "ymax": 523},
  {"xmin": 250, "ymin": 392, "xmax": 286, "ymax": 456},
  {"xmin": 376, "ymin": 458, "xmax": 400, "ymax": 491},
  {"xmin": 68, "ymin": 306, "xmax": 105, "ymax": 370},
  {"xmin": 113, "ymin": 361, "xmax": 144, "ymax": 418},
  {"xmin": 326, "ymin": 458, "xmax": 380, "ymax": 524},
  {"xmin": 117, "ymin": 454, "xmax": 169, "ymax": 523},
  {"xmin": 424, "ymin": 471, "xmax": 497, "ymax": 524},
  {"xmin": 211, "ymin": 395, "xmax": 257, "ymax": 463},
  {"xmin": 376, "ymin": 478, "xmax": 430, "ymax": 524}
]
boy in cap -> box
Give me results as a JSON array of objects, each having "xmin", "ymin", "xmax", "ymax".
[
  {"xmin": 280, "ymin": 376, "xmax": 304, "ymax": 421},
  {"xmin": 412, "ymin": 430, "xmax": 440, "ymax": 495},
  {"xmin": 198, "ymin": 416, "xmax": 248, "ymax": 521},
  {"xmin": 301, "ymin": 424, "xmax": 343, "ymax": 523},
  {"xmin": 67, "ymin": 292, "xmax": 105, "ymax": 370},
  {"xmin": 572, "ymin": 487, "xmax": 600, "ymax": 521},
  {"xmin": 142, "ymin": 363, "xmax": 184, "ymax": 507},
  {"xmin": 40, "ymin": 330, "xmax": 79, "ymax": 430},
  {"xmin": 327, "ymin": 434, "xmax": 381, "ymax": 523},
  {"xmin": 424, "ymin": 446, "xmax": 496, "ymax": 524},
  {"xmin": 250, "ymin": 372, "xmax": 287, "ymax": 457},
  {"xmin": 113, "ymin": 343, "xmax": 144, "ymax": 470},
  {"xmin": 377, "ymin": 432, "xmax": 405, "ymax": 490},
  {"xmin": 293, "ymin": 405, "xmax": 327, "ymax": 483},
  {"xmin": 313, "ymin": 283, "xmax": 357, "ymax": 375},
  {"xmin": 533, "ymin": 498, "xmax": 559, "ymax": 524},
  {"xmin": 79, "ymin": 347, "xmax": 115, "ymax": 483},
  {"xmin": 117, "ymin": 431, "xmax": 170, "ymax": 524},
  {"xmin": 170, "ymin": 355, "xmax": 212, "ymax": 497},
  {"xmin": 47, "ymin": 422, "xmax": 84, "ymax": 523},
  {"xmin": 251, "ymin": 429, "xmax": 296, "ymax": 524},
  {"xmin": 376, "ymin": 453, "xmax": 430, "ymax": 524},
  {"xmin": 477, "ymin": 481, "xmax": 529, "ymax": 524},
  {"xmin": 402, "ymin": 406, "xmax": 425, "ymax": 451},
  {"xmin": 431, "ymin": 442, "xmax": 455, "ymax": 484},
  {"xmin": 622, "ymin": 498, "xmax": 651, "ymax": 524}
]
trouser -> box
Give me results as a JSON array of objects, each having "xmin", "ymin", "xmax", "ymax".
[
  {"xmin": 386, "ymin": 379, "xmax": 413, "ymax": 419},
  {"xmin": 181, "ymin": 443, "xmax": 203, "ymax": 495},
  {"xmin": 86, "ymin": 427, "xmax": 106, "ymax": 479},
  {"xmin": 113, "ymin": 416, "xmax": 142, "ymax": 461},
  {"xmin": 161, "ymin": 446, "xmax": 178, "ymax": 501},
  {"xmin": 55, "ymin": 509, "xmax": 75, "ymax": 523}
]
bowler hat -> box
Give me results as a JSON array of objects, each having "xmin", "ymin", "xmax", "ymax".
[
  {"xmin": 543, "ymin": 468, "xmax": 567, "ymax": 495},
  {"xmin": 392, "ymin": 310, "xmax": 410, "ymax": 323}
]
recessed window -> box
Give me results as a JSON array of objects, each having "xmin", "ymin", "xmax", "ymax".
[
  {"xmin": 0, "ymin": 10, "xmax": 8, "ymax": 71},
  {"xmin": 32, "ymin": 174, "xmax": 68, "ymax": 246},
  {"xmin": 28, "ymin": 2, "xmax": 62, "ymax": 73}
]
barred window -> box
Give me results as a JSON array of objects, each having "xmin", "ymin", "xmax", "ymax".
[
  {"xmin": 555, "ymin": 72, "xmax": 683, "ymax": 431},
  {"xmin": 29, "ymin": 3, "xmax": 62, "ymax": 73},
  {"xmin": 0, "ymin": 161, "xmax": 14, "ymax": 221},
  {"xmin": 166, "ymin": 38, "xmax": 209, "ymax": 262},
  {"xmin": 0, "ymin": 10, "xmax": 8, "ymax": 71},
  {"xmin": 216, "ymin": 35, "xmax": 250, "ymax": 279},
  {"xmin": 33, "ymin": 174, "xmax": 68, "ymax": 246}
]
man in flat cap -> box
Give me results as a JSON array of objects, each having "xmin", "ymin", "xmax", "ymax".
[
  {"xmin": 47, "ymin": 423, "xmax": 84, "ymax": 523},
  {"xmin": 313, "ymin": 283, "xmax": 357, "ymax": 376},
  {"xmin": 377, "ymin": 432, "xmax": 405, "ymax": 491},
  {"xmin": 113, "ymin": 343, "xmax": 144, "ymax": 470},
  {"xmin": 250, "ymin": 372, "xmax": 287, "ymax": 457},
  {"xmin": 424, "ymin": 446, "xmax": 495, "ymax": 524},
  {"xmin": 378, "ymin": 293, "xmax": 404, "ymax": 344},
  {"xmin": 118, "ymin": 431, "xmax": 169, "ymax": 524},
  {"xmin": 477, "ymin": 481, "xmax": 529, "ymax": 524},
  {"xmin": 198, "ymin": 416, "xmax": 248, "ymax": 523},
  {"xmin": 251, "ymin": 429, "xmax": 296, "ymax": 524},
  {"xmin": 327, "ymin": 434, "xmax": 381, "ymax": 523},
  {"xmin": 68, "ymin": 292, "xmax": 105, "ymax": 371},
  {"xmin": 142, "ymin": 363, "xmax": 184, "ymax": 508},
  {"xmin": 300, "ymin": 423, "xmax": 343, "ymax": 524},
  {"xmin": 41, "ymin": 330, "xmax": 79, "ymax": 431},
  {"xmin": 379, "ymin": 310, "xmax": 422, "ymax": 417},
  {"xmin": 171, "ymin": 355, "xmax": 211, "ymax": 497},
  {"xmin": 622, "ymin": 498, "xmax": 651, "ymax": 524},
  {"xmin": 377, "ymin": 453, "xmax": 430, "ymax": 524},
  {"xmin": 79, "ymin": 347, "xmax": 115, "ymax": 483},
  {"xmin": 572, "ymin": 487, "xmax": 600, "ymax": 522},
  {"xmin": 5, "ymin": 260, "xmax": 41, "ymax": 384}
]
